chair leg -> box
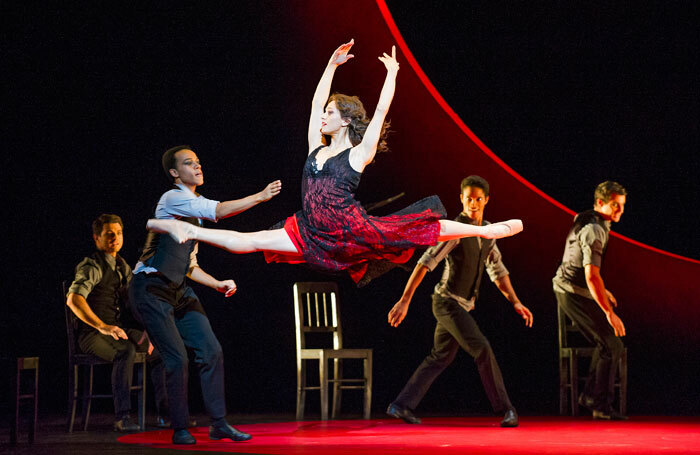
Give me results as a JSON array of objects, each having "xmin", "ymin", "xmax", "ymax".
[
  {"xmin": 11, "ymin": 362, "xmax": 19, "ymax": 446},
  {"xmin": 296, "ymin": 359, "xmax": 306, "ymax": 420},
  {"xmin": 137, "ymin": 361, "xmax": 146, "ymax": 431},
  {"xmin": 619, "ymin": 349, "xmax": 628, "ymax": 415},
  {"xmin": 559, "ymin": 353, "xmax": 567, "ymax": 416},
  {"xmin": 363, "ymin": 353, "xmax": 372, "ymax": 420},
  {"xmin": 319, "ymin": 355, "xmax": 328, "ymax": 421},
  {"xmin": 82, "ymin": 365, "xmax": 94, "ymax": 431},
  {"xmin": 331, "ymin": 359, "xmax": 342, "ymax": 419},
  {"xmin": 570, "ymin": 352, "xmax": 578, "ymax": 416},
  {"xmin": 68, "ymin": 364, "xmax": 78, "ymax": 433},
  {"xmin": 30, "ymin": 363, "xmax": 38, "ymax": 444}
]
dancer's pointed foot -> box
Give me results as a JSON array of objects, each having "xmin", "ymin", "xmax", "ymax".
[
  {"xmin": 484, "ymin": 219, "xmax": 523, "ymax": 239},
  {"xmin": 146, "ymin": 218, "xmax": 196, "ymax": 244}
]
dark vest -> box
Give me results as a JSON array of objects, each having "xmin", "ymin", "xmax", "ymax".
[
  {"xmin": 84, "ymin": 252, "xmax": 129, "ymax": 329},
  {"xmin": 138, "ymin": 217, "xmax": 200, "ymax": 285},
  {"xmin": 558, "ymin": 210, "xmax": 609, "ymax": 289},
  {"xmin": 442, "ymin": 215, "xmax": 495, "ymax": 301}
]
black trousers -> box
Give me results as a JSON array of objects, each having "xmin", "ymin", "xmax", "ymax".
[
  {"xmin": 554, "ymin": 290, "xmax": 624, "ymax": 410},
  {"xmin": 128, "ymin": 273, "xmax": 226, "ymax": 430},
  {"xmin": 393, "ymin": 295, "xmax": 513, "ymax": 414},
  {"xmin": 78, "ymin": 328, "xmax": 167, "ymax": 418}
]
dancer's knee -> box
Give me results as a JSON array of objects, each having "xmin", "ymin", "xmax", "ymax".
[
  {"xmin": 201, "ymin": 341, "xmax": 224, "ymax": 367},
  {"xmin": 608, "ymin": 336, "xmax": 624, "ymax": 357},
  {"xmin": 163, "ymin": 352, "xmax": 188, "ymax": 375},
  {"xmin": 115, "ymin": 341, "xmax": 136, "ymax": 362},
  {"xmin": 426, "ymin": 347, "xmax": 457, "ymax": 368},
  {"xmin": 471, "ymin": 340, "xmax": 493, "ymax": 362}
]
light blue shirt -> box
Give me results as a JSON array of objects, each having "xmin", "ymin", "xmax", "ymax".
[{"xmin": 133, "ymin": 184, "xmax": 220, "ymax": 274}]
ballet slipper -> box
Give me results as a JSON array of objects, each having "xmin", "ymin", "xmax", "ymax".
[
  {"xmin": 146, "ymin": 218, "xmax": 196, "ymax": 244},
  {"xmin": 484, "ymin": 219, "xmax": 523, "ymax": 239}
]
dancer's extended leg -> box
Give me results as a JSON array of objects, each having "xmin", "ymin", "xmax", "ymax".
[
  {"xmin": 147, "ymin": 219, "xmax": 298, "ymax": 254},
  {"xmin": 438, "ymin": 219, "xmax": 523, "ymax": 241}
]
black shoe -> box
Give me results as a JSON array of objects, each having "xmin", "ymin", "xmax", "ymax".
[
  {"xmin": 172, "ymin": 429, "xmax": 196, "ymax": 445},
  {"xmin": 113, "ymin": 416, "xmax": 140, "ymax": 432},
  {"xmin": 593, "ymin": 408, "xmax": 629, "ymax": 421},
  {"xmin": 386, "ymin": 403, "xmax": 421, "ymax": 424},
  {"xmin": 500, "ymin": 409, "xmax": 519, "ymax": 427},
  {"xmin": 577, "ymin": 393, "xmax": 597, "ymax": 412},
  {"xmin": 209, "ymin": 423, "xmax": 252, "ymax": 442},
  {"xmin": 156, "ymin": 416, "xmax": 198, "ymax": 428}
]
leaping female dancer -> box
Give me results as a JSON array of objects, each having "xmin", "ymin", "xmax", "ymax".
[{"xmin": 148, "ymin": 40, "xmax": 522, "ymax": 285}]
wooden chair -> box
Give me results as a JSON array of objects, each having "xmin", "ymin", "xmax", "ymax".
[
  {"xmin": 558, "ymin": 304, "xmax": 627, "ymax": 416},
  {"xmin": 293, "ymin": 282, "xmax": 373, "ymax": 420},
  {"xmin": 10, "ymin": 356, "xmax": 39, "ymax": 445},
  {"xmin": 63, "ymin": 282, "xmax": 146, "ymax": 431}
]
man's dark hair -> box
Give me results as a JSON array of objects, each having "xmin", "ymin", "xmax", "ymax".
[
  {"xmin": 593, "ymin": 181, "xmax": 627, "ymax": 206},
  {"xmin": 162, "ymin": 145, "xmax": 193, "ymax": 182},
  {"xmin": 460, "ymin": 175, "xmax": 490, "ymax": 197},
  {"xmin": 92, "ymin": 214, "xmax": 124, "ymax": 237}
]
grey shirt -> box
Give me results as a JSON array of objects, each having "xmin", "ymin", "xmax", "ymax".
[{"xmin": 68, "ymin": 252, "xmax": 132, "ymax": 299}]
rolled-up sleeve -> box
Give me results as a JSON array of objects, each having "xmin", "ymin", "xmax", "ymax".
[
  {"xmin": 67, "ymin": 258, "xmax": 102, "ymax": 299},
  {"xmin": 156, "ymin": 186, "xmax": 220, "ymax": 222},
  {"xmin": 485, "ymin": 242, "xmax": 509, "ymax": 281},
  {"xmin": 578, "ymin": 224, "xmax": 606, "ymax": 268},
  {"xmin": 418, "ymin": 240, "xmax": 458, "ymax": 272}
]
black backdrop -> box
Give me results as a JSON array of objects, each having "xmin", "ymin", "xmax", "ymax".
[{"xmin": 3, "ymin": 1, "xmax": 698, "ymax": 417}]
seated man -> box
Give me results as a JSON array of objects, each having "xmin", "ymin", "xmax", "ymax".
[
  {"xmin": 66, "ymin": 213, "xmax": 168, "ymax": 431},
  {"xmin": 552, "ymin": 181, "xmax": 628, "ymax": 420}
]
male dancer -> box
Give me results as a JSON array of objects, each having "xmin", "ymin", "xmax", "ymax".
[
  {"xmin": 129, "ymin": 145, "xmax": 281, "ymax": 444},
  {"xmin": 553, "ymin": 181, "xmax": 627, "ymax": 420},
  {"xmin": 67, "ymin": 213, "xmax": 167, "ymax": 431},
  {"xmin": 386, "ymin": 175, "xmax": 532, "ymax": 427}
]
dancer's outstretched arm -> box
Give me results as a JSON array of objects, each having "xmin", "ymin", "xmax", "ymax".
[
  {"xmin": 188, "ymin": 266, "xmax": 238, "ymax": 297},
  {"xmin": 350, "ymin": 45, "xmax": 399, "ymax": 172},
  {"xmin": 387, "ymin": 263, "xmax": 428, "ymax": 327},
  {"xmin": 216, "ymin": 180, "xmax": 281, "ymax": 219},
  {"xmin": 308, "ymin": 39, "xmax": 355, "ymax": 153},
  {"xmin": 494, "ymin": 275, "xmax": 534, "ymax": 327}
]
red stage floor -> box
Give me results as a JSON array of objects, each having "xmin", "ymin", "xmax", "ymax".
[{"xmin": 118, "ymin": 416, "xmax": 700, "ymax": 454}]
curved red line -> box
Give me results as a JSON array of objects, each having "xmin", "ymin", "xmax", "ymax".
[{"xmin": 375, "ymin": 0, "xmax": 700, "ymax": 265}]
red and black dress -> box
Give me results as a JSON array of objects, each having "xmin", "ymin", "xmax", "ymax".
[{"xmin": 265, "ymin": 146, "xmax": 446, "ymax": 285}]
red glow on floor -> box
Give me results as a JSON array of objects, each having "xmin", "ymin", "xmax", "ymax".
[{"xmin": 118, "ymin": 417, "xmax": 700, "ymax": 454}]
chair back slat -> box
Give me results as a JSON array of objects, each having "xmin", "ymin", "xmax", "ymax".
[
  {"xmin": 293, "ymin": 282, "xmax": 343, "ymax": 351},
  {"xmin": 62, "ymin": 281, "xmax": 79, "ymax": 359}
]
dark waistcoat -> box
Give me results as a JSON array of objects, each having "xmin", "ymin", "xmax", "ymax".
[
  {"xmin": 138, "ymin": 217, "xmax": 200, "ymax": 285},
  {"xmin": 84, "ymin": 252, "xmax": 129, "ymax": 329},
  {"xmin": 558, "ymin": 209, "xmax": 609, "ymax": 289},
  {"xmin": 441, "ymin": 215, "xmax": 495, "ymax": 301}
]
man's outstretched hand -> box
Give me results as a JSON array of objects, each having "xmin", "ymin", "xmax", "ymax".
[
  {"xmin": 260, "ymin": 180, "xmax": 282, "ymax": 202},
  {"xmin": 217, "ymin": 279, "xmax": 238, "ymax": 297},
  {"xmin": 388, "ymin": 300, "xmax": 410, "ymax": 327}
]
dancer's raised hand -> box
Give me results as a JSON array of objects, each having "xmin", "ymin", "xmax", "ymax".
[
  {"xmin": 329, "ymin": 39, "xmax": 355, "ymax": 66},
  {"xmin": 378, "ymin": 45, "xmax": 399, "ymax": 73}
]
